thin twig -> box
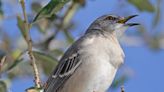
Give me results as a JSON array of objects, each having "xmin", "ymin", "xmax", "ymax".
[{"xmin": 20, "ymin": 0, "xmax": 41, "ymax": 88}]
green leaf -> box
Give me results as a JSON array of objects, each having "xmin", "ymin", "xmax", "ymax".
[
  {"xmin": 31, "ymin": 2, "xmax": 42, "ymax": 13},
  {"xmin": 111, "ymin": 75, "xmax": 128, "ymax": 89},
  {"xmin": 0, "ymin": 56, "xmax": 6, "ymax": 71},
  {"xmin": 17, "ymin": 16, "xmax": 28, "ymax": 38},
  {"xmin": 35, "ymin": 19, "xmax": 50, "ymax": 34},
  {"xmin": 33, "ymin": 51, "xmax": 58, "ymax": 75},
  {"xmin": 0, "ymin": 80, "xmax": 7, "ymax": 92},
  {"xmin": 128, "ymin": 0, "xmax": 155, "ymax": 12},
  {"xmin": 153, "ymin": 0, "xmax": 161, "ymax": 27},
  {"xmin": 0, "ymin": 0, "xmax": 4, "ymax": 19},
  {"xmin": 6, "ymin": 58, "xmax": 23, "ymax": 72},
  {"xmin": 149, "ymin": 36, "xmax": 160, "ymax": 50},
  {"xmin": 33, "ymin": 0, "xmax": 70, "ymax": 22},
  {"xmin": 26, "ymin": 87, "xmax": 43, "ymax": 92},
  {"xmin": 5, "ymin": 51, "xmax": 25, "ymax": 72},
  {"xmin": 52, "ymin": 49, "xmax": 64, "ymax": 56},
  {"xmin": 63, "ymin": 30, "xmax": 74, "ymax": 44},
  {"xmin": 7, "ymin": 61, "xmax": 33, "ymax": 79},
  {"xmin": 74, "ymin": 0, "xmax": 86, "ymax": 6}
]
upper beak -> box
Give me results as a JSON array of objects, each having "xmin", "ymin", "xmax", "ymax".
[{"xmin": 117, "ymin": 15, "xmax": 139, "ymax": 26}]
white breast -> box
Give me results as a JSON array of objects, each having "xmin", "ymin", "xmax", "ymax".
[
  {"xmin": 80, "ymin": 35, "xmax": 124, "ymax": 91},
  {"xmin": 81, "ymin": 35, "xmax": 125, "ymax": 68}
]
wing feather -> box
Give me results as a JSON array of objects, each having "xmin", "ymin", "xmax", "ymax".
[
  {"xmin": 44, "ymin": 35, "xmax": 86, "ymax": 92},
  {"xmin": 44, "ymin": 52, "xmax": 81, "ymax": 92}
]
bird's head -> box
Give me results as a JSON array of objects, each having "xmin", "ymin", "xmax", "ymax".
[{"xmin": 87, "ymin": 15, "xmax": 139, "ymax": 37}]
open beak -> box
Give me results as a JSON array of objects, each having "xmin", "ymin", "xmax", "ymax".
[{"xmin": 117, "ymin": 15, "xmax": 139, "ymax": 26}]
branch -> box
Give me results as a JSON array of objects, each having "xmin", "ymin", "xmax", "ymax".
[{"xmin": 19, "ymin": 0, "xmax": 41, "ymax": 88}]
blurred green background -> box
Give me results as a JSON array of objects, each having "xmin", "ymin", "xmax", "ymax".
[{"xmin": 0, "ymin": 0, "xmax": 164, "ymax": 92}]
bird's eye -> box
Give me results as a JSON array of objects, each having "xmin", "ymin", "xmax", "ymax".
[{"xmin": 105, "ymin": 16, "xmax": 116, "ymax": 20}]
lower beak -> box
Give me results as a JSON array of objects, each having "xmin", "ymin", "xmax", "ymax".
[{"xmin": 117, "ymin": 15, "xmax": 139, "ymax": 26}]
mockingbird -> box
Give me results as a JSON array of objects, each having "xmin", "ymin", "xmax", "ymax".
[{"xmin": 44, "ymin": 14, "xmax": 138, "ymax": 92}]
